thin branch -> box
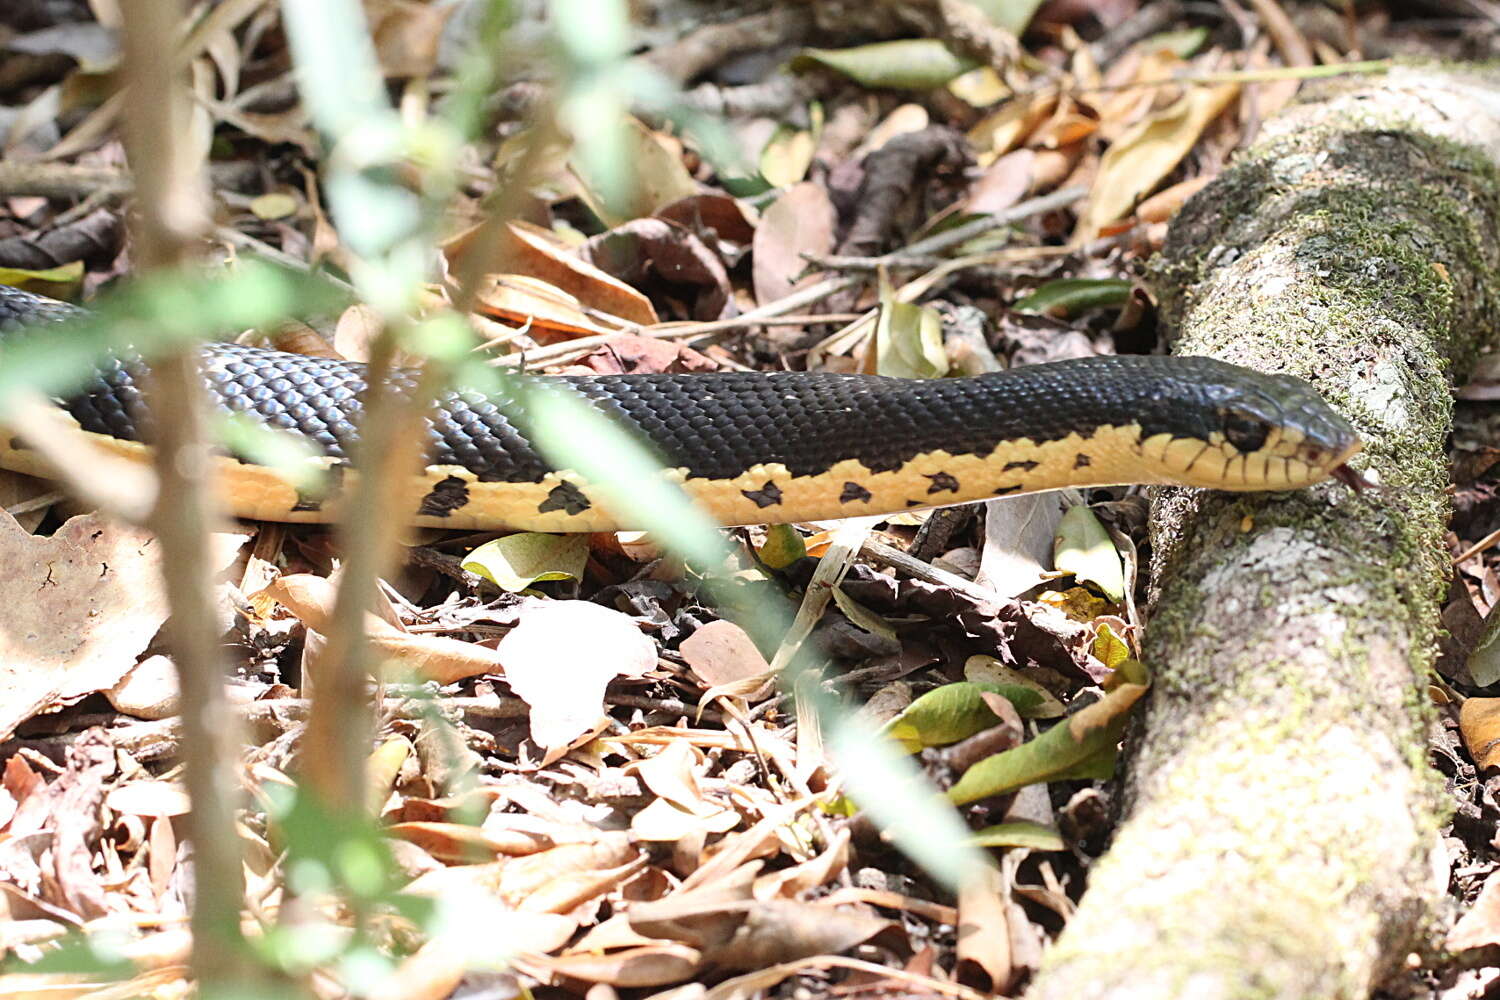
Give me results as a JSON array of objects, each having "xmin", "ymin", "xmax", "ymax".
[{"xmin": 120, "ymin": 0, "xmax": 252, "ymax": 988}]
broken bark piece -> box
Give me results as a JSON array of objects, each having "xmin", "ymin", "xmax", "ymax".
[{"xmin": 1029, "ymin": 66, "xmax": 1500, "ymax": 999}]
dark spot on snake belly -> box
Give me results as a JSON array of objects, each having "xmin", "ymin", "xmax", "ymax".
[
  {"xmin": 538, "ymin": 481, "xmax": 591, "ymax": 516},
  {"xmin": 926, "ymin": 471, "xmax": 959, "ymax": 494},
  {"xmin": 993, "ymin": 484, "xmax": 1021, "ymax": 496},
  {"xmin": 1004, "ymin": 460, "xmax": 1039, "ymax": 472},
  {"xmin": 418, "ymin": 475, "xmax": 470, "ymax": 518},
  {"xmin": 1074, "ymin": 453, "xmax": 1092, "ymax": 469},
  {"xmin": 840, "ymin": 482, "xmax": 872, "ymax": 504},
  {"xmin": 742, "ymin": 480, "xmax": 783, "ymax": 508},
  {"xmin": 906, "ymin": 500, "xmax": 922, "ymax": 507},
  {"xmin": 8, "ymin": 437, "xmax": 25, "ymax": 451},
  {"xmin": 292, "ymin": 463, "xmax": 344, "ymax": 512}
]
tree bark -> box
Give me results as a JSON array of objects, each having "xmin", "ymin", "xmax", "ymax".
[{"xmin": 1027, "ymin": 66, "xmax": 1500, "ymax": 1000}]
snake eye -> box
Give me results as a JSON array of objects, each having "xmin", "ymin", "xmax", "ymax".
[{"xmin": 1222, "ymin": 411, "xmax": 1270, "ymax": 452}]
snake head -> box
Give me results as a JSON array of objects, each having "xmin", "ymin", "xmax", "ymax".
[{"xmin": 1199, "ymin": 368, "xmax": 1364, "ymax": 491}]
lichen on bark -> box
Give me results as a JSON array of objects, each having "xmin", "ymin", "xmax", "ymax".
[{"xmin": 1026, "ymin": 67, "xmax": 1500, "ymax": 1000}]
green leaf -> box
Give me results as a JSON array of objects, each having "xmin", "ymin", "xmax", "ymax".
[
  {"xmin": 948, "ymin": 675, "xmax": 1148, "ymax": 804},
  {"xmin": 876, "ymin": 274, "xmax": 948, "ymax": 379},
  {"xmin": 462, "ymin": 533, "xmax": 590, "ymax": 592},
  {"xmin": 794, "ymin": 40, "xmax": 979, "ymax": 90},
  {"xmin": 1054, "ymin": 504, "xmax": 1125, "ymax": 602},
  {"xmin": 969, "ymin": 819, "xmax": 1065, "ymax": 851},
  {"xmin": 947, "ymin": 711, "xmax": 1123, "ymax": 805},
  {"xmin": 1013, "ymin": 278, "xmax": 1132, "ymax": 318},
  {"xmin": 882, "ymin": 681, "xmax": 1046, "ymax": 753}
]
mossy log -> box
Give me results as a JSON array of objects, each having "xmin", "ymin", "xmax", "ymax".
[{"xmin": 1027, "ymin": 67, "xmax": 1500, "ymax": 1000}]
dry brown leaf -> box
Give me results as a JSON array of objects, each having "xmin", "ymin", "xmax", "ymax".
[
  {"xmin": 678, "ymin": 621, "xmax": 771, "ymax": 690},
  {"xmin": 955, "ymin": 864, "xmax": 1012, "ymax": 992},
  {"xmin": 406, "ymin": 833, "xmax": 637, "ymax": 907},
  {"xmin": 751, "ymin": 182, "xmax": 836, "ymax": 308},
  {"xmin": 655, "ymin": 194, "xmax": 758, "ymax": 246},
  {"xmin": 387, "ymin": 821, "xmax": 552, "ymax": 862},
  {"xmin": 1461, "ymin": 698, "xmax": 1500, "ymax": 771},
  {"xmin": 753, "ymin": 828, "xmax": 850, "ymax": 900},
  {"xmin": 105, "ymin": 653, "xmax": 180, "ymax": 720},
  {"xmin": 538, "ymin": 943, "xmax": 705, "ymax": 987},
  {"xmin": 263, "ymin": 574, "xmax": 507, "ymax": 684},
  {"xmin": 0, "ymin": 512, "xmax": 245, "ymax": 740},
  {"xmin": 104, "ymin": 780, "xmax": 191, "ymax": 818},
  {"xmin": 368, "ymin": 0, "xmax": 456, "ymax": 78},
  {"xmin": 446, "ymin": 220, "xmax": 659, "ymax": 326},
  {"xmin": 704, "ymin": 900, "xmax": 893, "ymax": 971},
  {"xmin": 1135, "ymin": 175, "xmax": 1214, "ymax": 223},
  {"xmin": 475, "ymin": 274, "xmax": 627, "ymax": 338},
  {"xmin": 497, "ymin": 600, "xmax": 657, "ymax": 748},
  {"xmin": 1077, "ymin": 82, "xmax": 1239, "ymax": 239},
  {"xmin": 1449, "ymin": 868, "xmax": 1500, "ymax": 953},
  {"xmin": 968, "ymin": 93, "xmax": 1057, "ymax": 165},
  {"xmin": 521, "ymin": 855, "xmax": 650, "ymax": 914}
]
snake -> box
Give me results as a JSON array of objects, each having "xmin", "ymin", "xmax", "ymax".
[{"xmin": 0, "ymin": 284, "xmax": 1364, "ymax": 533}]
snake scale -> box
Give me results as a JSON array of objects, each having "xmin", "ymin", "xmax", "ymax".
[{"xmin": 0, "ymin": 284, "xmax": 1363, "ymax": 532}]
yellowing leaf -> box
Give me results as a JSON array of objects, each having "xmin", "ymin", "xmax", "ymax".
[
  {"xmin": 1091, "ymin": 621, "xmax": 1130, "ymax": 672},
  {"xmin": 1053, "ymin": 504, "xmax": 1125, "ymax": 602},
  {"xmin": 250, "ymin": 191, "xmax": 298, "ymax": 220},
  {"xmin": 757, "ymin": 524, "xmax": 806, "ymax": 569},
  {"xmin": 876, "ymin": 273, "xmax": 948, "ymax": 379},
  {"xmin": 1078, "ymin": 82, "xmax": 1239, "ymax": 238},
  {"xmin": 0, "ymin": 261, "xmax": 85, "ymax": 295},
  {"xmin": 462, "ymin": 533, "xmax": 589, "ymax": 593},
  {"xmin": 968, "ymin": 93, "xmax": 1056, "ymax": 166},
  {"xmin": 760, "ymin": 123, "xmax": 817, "ymax": 188}
]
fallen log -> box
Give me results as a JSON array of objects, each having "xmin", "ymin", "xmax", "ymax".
[{"xmin": 1028, "ymin": 66, "xmax": 1500, "ymax": 1000}]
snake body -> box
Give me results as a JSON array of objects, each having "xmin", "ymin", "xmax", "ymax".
[{"xmin": 0, "ymin": 284, "xmax": 1362, "ymax": 532}]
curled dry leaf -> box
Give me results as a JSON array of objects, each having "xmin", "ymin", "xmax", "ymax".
[
  {"xmin": 475, "ymin": 274, "xmax": 631, "ymax": 338},
  {"xmin": 446, "ymin": 219, "xmax": 659, "ymax": 326},
  {"xmin": 0, "ymin": 512, "xmax": 246, "ymax": 740},
  {"xmin": 497, "ymin": 600, "xmax": 657, "ymax": 749},
  {"xmin": 956, "ymin": 864, "xmax": 1013, "ymax": 993}
]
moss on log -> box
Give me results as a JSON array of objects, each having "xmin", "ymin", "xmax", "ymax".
[{"xmin": 1026, "ymin": 67, "xmax": 1500, "ymax": 1000}]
